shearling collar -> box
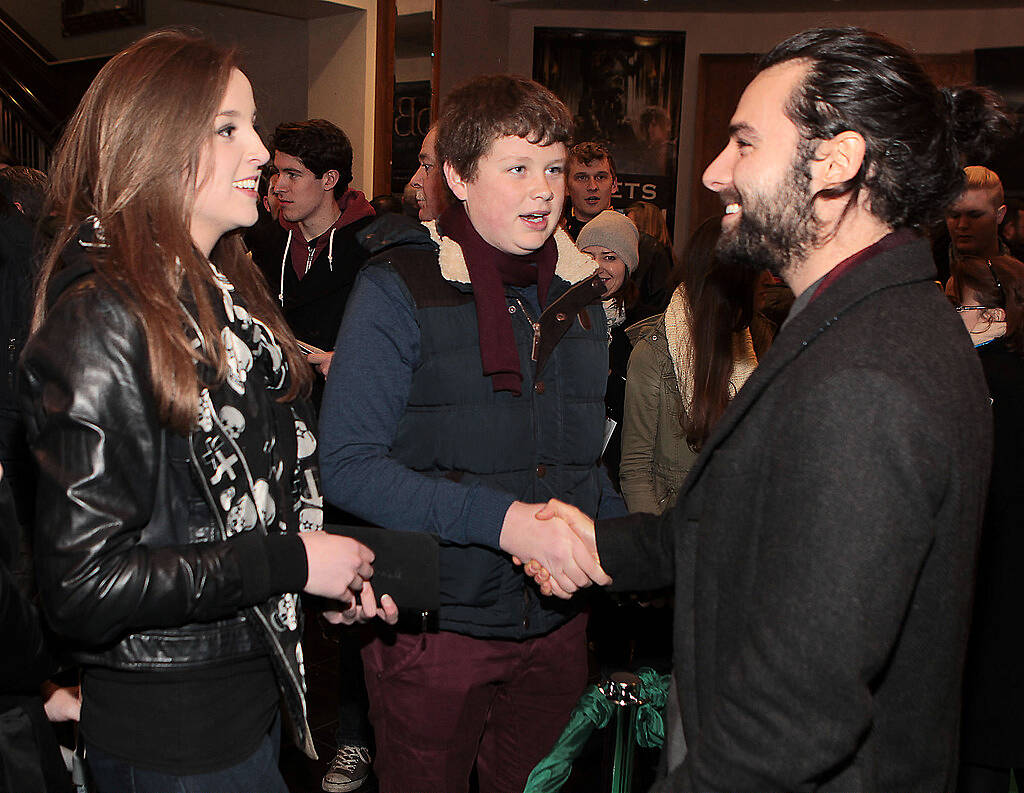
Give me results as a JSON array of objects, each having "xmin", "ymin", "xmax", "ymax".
[
  {"xmin": 423, "ymin": 220, "xmax": 599, "ymax": 288},
  {"xmin": 662, "ymin": 286, "xmax": 757, "ymax": 410}
]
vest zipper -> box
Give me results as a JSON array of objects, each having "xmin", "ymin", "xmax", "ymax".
[{"xmin": 514, "ymin": 297, "xmax": 541, "ymax": 362}]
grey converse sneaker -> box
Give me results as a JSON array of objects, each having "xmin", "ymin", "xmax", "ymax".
[{"xmin": 322, "ymin": 745, "xmax": 371, "ymax": 792}]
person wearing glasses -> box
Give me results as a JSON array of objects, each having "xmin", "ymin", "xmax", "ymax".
[{"xmin": 951, "ymin": 254, "xmax": 1024, "ymax": 793}]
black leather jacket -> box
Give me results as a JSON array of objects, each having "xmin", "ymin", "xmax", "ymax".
[{"xmin": 20, "ymin": 266, "xmax": 306, "ymax": 672}]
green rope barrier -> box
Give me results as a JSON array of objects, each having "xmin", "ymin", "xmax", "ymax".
[
  {"xmin": 522, "ymin": 668, "xmax": 671, "ymax": 793},
  {"xmin": 632, "ymin": 668, "xmax": 671, "ymax": 749}
]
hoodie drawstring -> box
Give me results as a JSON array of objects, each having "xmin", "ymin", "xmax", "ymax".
[
  {"xmin": 279, "ymin": 225, "xmax": 337, "ymax": 306},
  {"xmin": 278, "ymin": 228, "xmax": 292, "ymax": 306}
]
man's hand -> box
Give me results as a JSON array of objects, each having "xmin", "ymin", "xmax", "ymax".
[
  {"xmin": 512, "ymin": 556, "xmax": 555, "ymax": 597},
  {"xmin": 535, "ymin": 499, "xmax": 599, "ymax": 548},
  {"xmin": 307, "ymin": 351, "xmax": 334, "ymax": 378},
  {"xmin": 323, "ymin": 581, "xmax": 400, "ymax": 626},
  {"xmin": 515, "ymin": 500, "xmax": 610, "ymax": 597},
  {"xmin": 41, "ymin": 681, "xmax": 81, "ymax": 722},
  {"xmin": 499, "ymin": 500, "xmax": 610, "ymax": 599},
  {"xmin": 299, "ymin": 532, "xmax": 374, "ymax": 600}
]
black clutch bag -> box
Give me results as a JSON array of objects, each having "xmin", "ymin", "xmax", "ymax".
[{"xmin": 323, "ymin": 524, "xmax": 439, "ymax": 613}]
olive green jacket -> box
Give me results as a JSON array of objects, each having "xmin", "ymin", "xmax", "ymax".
[
  {"xmin": 619, "ymin": 290, "xmax": 757, "ymax": 514},
  {"xmin": 620, "ymin": 314, "xmax": 695, "ymax": 514}
]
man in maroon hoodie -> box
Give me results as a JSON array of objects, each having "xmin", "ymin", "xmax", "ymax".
[
  {"xmin": 248, "ymin": 119, "xmax": 375, "ymax": 381},
  {"xmin": 246, "ymin": 119, "xmax": 376, "ymax": 793}
]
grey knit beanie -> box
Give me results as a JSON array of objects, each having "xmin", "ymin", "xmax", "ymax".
[{"xmin": 576, "ymin": 210, "xmax": 640, "ymax": 274}]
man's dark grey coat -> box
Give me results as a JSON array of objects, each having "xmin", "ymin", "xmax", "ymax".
[{"xmin": 598, "ymin": 236, "xmax": 992, "ymax": 792}]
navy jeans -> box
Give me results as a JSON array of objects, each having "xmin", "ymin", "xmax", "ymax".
[{"xmin": 85, "ymin": 713, "xmax": 287, "ymax": 793}]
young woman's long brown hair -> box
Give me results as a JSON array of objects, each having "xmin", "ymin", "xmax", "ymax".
[
  {"xmin": 626, "ymin": 200, "xmax": 673, "ymax": 251},
  {"xmin": 955, "ymin": 254, "xmax": 1024, "ymax": 354},
  {"xmin": 672, "ymin": 217, "xmax": 756, "ymax": 449},
  {"xmin": 34, "ymin": 29, "xmax": 311, "ymax": 433}
]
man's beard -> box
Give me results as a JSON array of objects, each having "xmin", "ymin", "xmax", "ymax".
[{"xmin": 716, "ymin": 146, "xmax": 820, "ymax": 279}]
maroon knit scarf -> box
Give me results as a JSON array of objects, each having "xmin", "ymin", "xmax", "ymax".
[{"xmin": 437, "ymin": 202, "xmax": 557, "ymax": 395}]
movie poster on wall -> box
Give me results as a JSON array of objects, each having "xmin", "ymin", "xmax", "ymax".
[{"xmin": 533, "ymin": 28, "xmax": 685, "ymax": 232}]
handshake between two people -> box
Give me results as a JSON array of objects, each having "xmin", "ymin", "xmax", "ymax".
[
  {"xmin": 296, "ymin": 498, "xmax": 607, "ymax": 620},
  {"xmin": 499, "ymin": 499, "xmax": 611, "ymax": 599}
]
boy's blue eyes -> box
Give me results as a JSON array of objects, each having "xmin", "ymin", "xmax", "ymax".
[{"xmin": 508, "ymin": 165, "xmax": 564, "ymax": 174}]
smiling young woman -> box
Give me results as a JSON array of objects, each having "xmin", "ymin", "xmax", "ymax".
[{"xmin": 21, "ymin": 29, "xmax": 393, "ymax": 793}]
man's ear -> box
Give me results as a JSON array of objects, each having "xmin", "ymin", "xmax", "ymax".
[
  {"xmin": 816, "ymin": 131, "xmax": 866, "ymax": 189},
  {"xmin": 996, "ymin": 203, "xmax": 1007, "ymax": 225},
  {"xmin": 610, "ymin": 173, "xmax": 619, "ymax": 195},
  {"xmin": 986, "ymin": 306, "xmax": 1007, "ymax": 323},
  {"xmin": 444, "ymin": 162, "xmax": 469, "ymax": 201},
  {"xmin": 321, "ymin": 169, "xmax": 340, "ymax": 193}
]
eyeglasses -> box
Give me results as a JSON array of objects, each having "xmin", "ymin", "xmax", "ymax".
[{"xmin": 948, "ymin": 259, "xmax": 1006, "ymax": 312}]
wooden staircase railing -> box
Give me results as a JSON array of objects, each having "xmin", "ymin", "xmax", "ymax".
[{"xmin": 0, "ymin": 9, "xmax": 107, "ymax": 170}]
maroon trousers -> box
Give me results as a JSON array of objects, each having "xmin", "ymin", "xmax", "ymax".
[{"xmin": 361, "ymin": 613, "xmax": 588, "ymax": 793}]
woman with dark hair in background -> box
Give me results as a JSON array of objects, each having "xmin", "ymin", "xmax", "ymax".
[
  {"xmin": 619, "ymin": 217, "xmax": 758, "ymax": 514},
  {"xmin": 20, "ymin": 30, "xmax": 393, "ymax": 793},
  {"xmin": 952, "ymin": 254, "xmax": 1024, "ymax": 793}
]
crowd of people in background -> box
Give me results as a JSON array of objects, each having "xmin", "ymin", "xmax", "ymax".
[{"xmin": 2, "ymin": 21, "xmax": 1023, "ymax": 793}]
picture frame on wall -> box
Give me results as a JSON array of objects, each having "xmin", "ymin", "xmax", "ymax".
[
  {"xmin": 533, "ymin": 27, "xmax": 685, "ymax": 231},
  {"xmin": 62, "ymin": 0, "xmax": 144, "ymax": 37}
]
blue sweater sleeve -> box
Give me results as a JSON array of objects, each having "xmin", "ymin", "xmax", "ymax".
[
  {"xmin": 597, "ymin": 466, "xmax": 629, "ymax": 520},
  {"xmin": 319, "ymin": 265, "xmax": 514, "ymax": 548}
]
